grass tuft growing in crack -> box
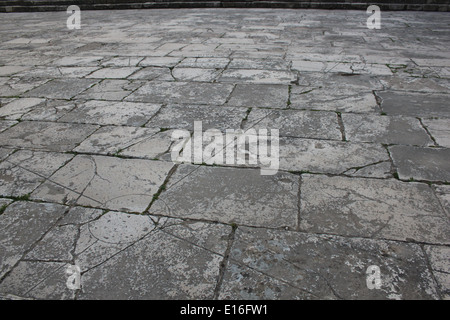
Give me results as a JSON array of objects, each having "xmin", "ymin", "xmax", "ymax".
[{"xmin": 0, "ymin": 204, "xmax": 8, "ymax": 215}]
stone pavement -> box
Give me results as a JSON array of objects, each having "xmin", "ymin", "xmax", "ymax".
[{"xmin": 0, "ymin": 8, "xmax": 449, "ymax": 300}]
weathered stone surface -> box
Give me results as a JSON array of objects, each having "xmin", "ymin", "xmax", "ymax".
[
  {"xmin": 424, "ymin": 246, "xmax": 450, "ymax": 299},
  {"xmin": 0, "ymin": 98, "xmax": 45, "ymax": 120},
  {"xmin": 390, "ymin": 146, "xmax": 450, "ymax": 182},
  {"xmin": 379, "ymin": 77, "xmax": 450, "ymax": 94},
  {"xmin": 219, "ymin": 69, "xmax": 296, "ymax": 84},
  {"xmin": 76, "ymin": 80, "xmax": 144, "ymax": 101},
  {"xmin": 0, "ymin": 201, "xmax": 67, "ymax": 279},
  {"xmin": 139, "ymin": 56, "xmax": 182, "ymax": 68},
  {"xmin": 0, "ymin": 150, "xmax": 73, "ymax": 197},
  {"xmin": 86, "ymin": 67, "xmax": 140, "ymax": 79},
  {"xmin": 32, "ymin": 155, "xmax": 173, "ymax": 213},
  {"xmin": 59, "ymin": 100, "xmax": 161, "ymax": 127},
  {"xmin": 0, "ymin": 120, "xmax": 17, "ymax": 134},
  {"xmin": 244, "ymin": 109, "xmax": 341, "ymax": 140},
  {"xmin": 145, "ymin": 104, "xmax": 247, "ymax": 131},
  {"xmin": 20, "ymin": 100, "xmax": 76, "ymax": 122},
  {"xmin": 128, "ymin": 67, "xmax": 173, "ymax": 81},
  {"xmin": 226, "ymin": 84, "xmax": 289, "ymax": 109},
  {"xmin": 127, "ymin": 81, "xmax": 234, "ymax": 105},
  {"xmin": 421, "ymin": 118, "xmax": 450, "ymax": 148},
  {"xmin": 177, "ymin": 57, "xmax": 229, "ymax": 69},
  {"xmin": 0, "ymin": 121, "xmax": 99, "ymax": 152},
  {"xmin": 77, "ymin": 213, "xmax": 231, "ymax": 300},
  {"xmin": 0, "ymin": 66, "xmax": 29, "ymax": 77},
  {"xmin": 0, "ymin": 77, "xmax": 49, "ymax": 97},
  {"xmin": 152, "ymin": 165, "xmax": 299, "ymax": 228},
  {"xmin": 279, "ymin": 138, "xmax": 390, "ymax": 176},
  {"xmin": 172, "ymin": 68, "xmax": 222, "ymax": 82},
  {"xmin": 299, "ymin": 175, "xmax": 449, "ymax": 244},
  {"xmin": 434, "ymin": 185, "xmax": 450, "ymax": 215},
  {"xmin": 342, "ymin": 114, "xmax": 433, "ymax": 146},
  {"xmin": 23, "ymin": 79, "xmax": 99, "ymax": 99},
  {"xmin": 220, "ymin": 227, "xmax": 439, "ymax": 300},
  {"xmin": 378, "ymin": 91, "xmax": 450, "ymax": 118}
]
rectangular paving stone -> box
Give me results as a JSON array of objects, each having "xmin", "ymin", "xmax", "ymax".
[
  {"xmin": 379, "ymin": 77, "xmax": 450, "ymax": 94},
  {"xmin": 0, "ymin": 66, "xmax": 29, "ymax": 77},
  {"xmin": 0, "ymin": 121, "xmax": 99, "ymax": 152},
  {"xmin": 127, "ymin": 67, "xmax": 173, "ymax": 81},
  {"xmin": 145, "ymin": 104, "xmax": 247, "ymax": 131},
  {"xmin": 52, "ymin": 56, "xmax": 104, "ymax": 67},
  {"xmin": 424, "ymin": 246, "xmax": 450, "ymax": 299},
  {"xmin": 228, "ymin": 58, "xmax": 290, "ymax": 70},
  {"xmin": 220, "ymin": 227, "xmax": 439, "ymax": 300},
  {"xmin": 421, "ymin": 118, "xmax": 450, "ymax": 148},
  {"xmin": 13, "ymin": 66, "xmax": 99, "ymax": 79},
  {"xmin": 0, "ymin": 98, "xmax": 45, "ymax": 120},
  {"xmin": 58, "ymin": 100, "xmax": 161, "ymax": 127},
  {"xmin": 0, "ymin": 150, "xmax": 74, "ymax": 197},
  {"xmin": 32, "ymin": 155, "xmax": 174, "ymax": 213},
  {"xmin": 390, "ymin": 145, "xmax": 450, "ymax": 182},
  {"xmin": 219, "ymin": 69, "xmax": 296, "ymax": 84},
  {"xmin": 299, "ymin": 175, "xmax": 450, "ymax": 244},
  {"xmin": 76, "ymin": 79, "xmax": 144, "ymax": 101},
  {"xmin": 434, "ymin": 185, "xmax": 450, "ymax": 216},
  {"xmin": 75, "ymin": 212, "xmax": 230, "ymax": 299},
  {"xmin": 19, "ymin": 99, "xmax": 76, "ymax": 122},
  {"xmin": 378, "ymin": 91, "xmax": 450, "ymax": 118},
  {"xmin": 126, "ymin": 81, "xmax": 234, "ymax": 105},
  {"xmin": 0, "ymin": 201, "xmax": 68, "ymax": 279},
  {"xmin": 226, "ymin": 84, "xmax": 289, "ymax": 109},
  {"xmin": 342, "ymin": 114, "xmax": 433, "ymax": 146},
  {"xmin": 102, "ymin": 56, "xmax": 144, "ymax": 67},
  {"xmin": 139, "ymin": 56, "xmax": 183, "ymax": 68},
  {"xmin": 86, "ymin": 67, "xmax": 140, "ymax": 79},
  {"xmin": 73, "ymin": 126, "xmax": 161, "ymax": 156},
  {"xmin": 0, "ymin": 121, "xmax": 17, "ymax": 134},
  {"xmin": 279, "ymin": 137, "xmax": 390, "ymax": 176},
  {"xmin": 0, "ymin": 77, "xmax": 49, "ymax": 97},
  {"xmin": 0, "ymin": 148, "xmax": 14, "ymax": 162},
  {"xmin": 22, "ymin": 79, "xmax": 99, "ymax": 99},
  {"xmin": 171, "ymin": 68, "xmax": 222, "ymax": 82},
  {"xmin": 177, "ymin": 57, "xmax": 229, "ymax": 69},
  {"xmin": 151, "ymin": 165, "xmax": 299, "ymax": 228},
  {"xmin": 244, "ymin": 109, "xmax": 341, "ymax": 140}
]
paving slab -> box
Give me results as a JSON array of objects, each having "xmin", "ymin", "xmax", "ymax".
[
  {"xmin": 0, "ymin": 121, "xmax": 99, "ymax": 152},
  {"xmin": 22, "ymin": 79, "xmax": 99, "ymax": 100},
  {"xmin": 279, "ymin": 138, "xmax": 390, "ymax": 176},
  {"xmin": 378, "ymin": 91, "xmax": 450, "ymax": 118},
  {"xmin": 151, "ymin": 165, "xmax": 299, "ymax": 228},
  {"xmin": 226, "ymin": 84, "xmax": 289, "ymax": 109},
  {"xmin": 126, "ymin": 81, "xmax": 234, "ymax": 105},
  {"xmin": 145, "ymin": 104, "xmax": 247, "ymax": 131},
  {"xmin": 421, "ymin": 118, "xmax": 450, "ymax": 148},
  {"xmin": 220, "ymin": 227, "xmax": 439, "ymax": 300},
  {"xmin": 219, "ymin": 69, "xmax": 296, "ymax": 84},
  {"xmin": 0, "ymin": 150, "xmax": 73, "ymax": 197},
  {"xmin": 0, "ymin": 121, "xmax": 17, "ymax": 134},
  {"xmin": 0, "ymin": 98, "xmax": 45, "ymax": 120},
  {"xmin": 424, "ymin": 246, "xmax": 450, "ymax": 299},
  {"xmin": 0, "ymin": 77, "xmax": 49, "ymax": 97},
  {"xmin": 299, "ymin": 175, "xmax": 450, "ymax": 244},
  {"xmin": 0, "ymin": 201, "xmax": 68, "ymax": 279},
  {"xmin": 390, "ymin": 145, "xmax": 450, "ymax": 182},
  {"xmin": 76, "ymin": 79, "xmax": 144, "ymax": 101},
  {"xmin": 244, "ymin": 109, "xmax": 341, "ymax": 140},
  {"xmin": 59, "ymin": 100, "xmax": 161, "ymax": 127},
  {"xmin": 342, "ymin": 114, "xmax": 433, "ymax": 146},
  {"xmin": 32, "ymin": 155, "xmax": 174, "ymax": 213}
]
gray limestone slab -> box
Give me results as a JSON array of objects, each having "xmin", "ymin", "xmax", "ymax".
[
  {"xmin": 0, "ymin": 98, "xmax": 45, "ymax": 120},
  {"xmin": 279, "ymin": 138, "xmax": 390, "ymax": 176},
  {"xmin": 0, "ymin": 150, "xmax": 74, "ymax": 197},
  {"xmin": 379, "ymin": 77, "xmax": 450, "ymax": 94},
  {"xmin": 434, "ymin": 185, "xmax": 450, "ymax": 215},
  {"xmin": 226, "ymin": 84, "xmax": 289, "ymax": 109},
  {"xmin": 390, "ymin": 146, "xmax": 450, "ymax": 182},
  {"xmin": 177, "ymin": 57, "xmax": 229, "ymax": 69},
  {"xmin": 0, "ymin": 201, "xmax": 67, "ymax": 279},
  {"xmin": 378, "ymin": 91, "xmax": 450, "ymax": 118},
  {"xmin": 220, "ymin": 227, "xmax": 439, "ymax": 300},
  {"xmin": 299, "ymin": 175, "xmax": 449, "ymax": 244},
  {"xmin": 424, "ymin": 246, "xmax": 450, "ymax": 299},
  {"xmin": 342, "ymin": 114, "xmax": 433, "ymax": 146},
  {"xmin": 0, "ymin": 66, "xmax": 29, "ymax": 77},
  {"xmin": 228, "ymin": 58, "xmax": 290, "ymax": 71},
  {"xmin": 58, "ymin": 100, "xmax": 161, "ymax": 127},
  {"xmin": 20, "ymin": 100, "xmax": 76, "ymax": 122},
  {"xmin": 32, "ymin": 155, "xmax": 174, "ymax": 213},
  {"xmin": 139, "ymin": 56, "xmax": 183, "ymax": 68},
  {"xmin": 22, "ymin": 79, "xmax": 99, "ymax": 100},
  {"xmin": 145, "ymin": 104, "xmax": 247, "ymax": 131},
  {"xmin": 126, "ymin": 81, "xmax": 234, "ymax": 105},
  {"xmin": 219, "ymin": 69, "xmax": 296, "ymax": 84},
  {"xmin": 151, "ymin": 165, "xmax": 299, "ymax": 228},
  {"xmin": 0, "ymin": 120, "xmax": 17, "ymax": 134},
  {"xmin": 0, "ymin": 77, "xmax": 49, "ymax": 97},
  {"xmin": 52, "ymin": 56, "xmax": 104, "ymax": 67},
  {"xmin": 172, "ymin": 68, "xmax": 222, "ymax": 82},
  {"xmin": 86, "ymin": 67, "xmax": 140, "ymax": 79},
  {"xmin": 76, "ymin": 79, "xmax": 144, "ymax": 101},
  {"xmin": 421, "ymin": 118, "xmax": 450, "ymax": 148},
  {"xmin": 76, "ymin": 212, "xmax": 231, "ymax": 299},
  {"xmin": 127, "ymin": 67, "xmax": 173, "ymax": 81},
  {"xmin": 0, "ymin": 148, "xmax": 14, "ymax": 162},
  {"xmin": 0, "ymin": 121, "xmax": 99, "ymax": 152},
  {"xmin": 244, "ymin": 109, "xmax": 341, "ymax": 140}
]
